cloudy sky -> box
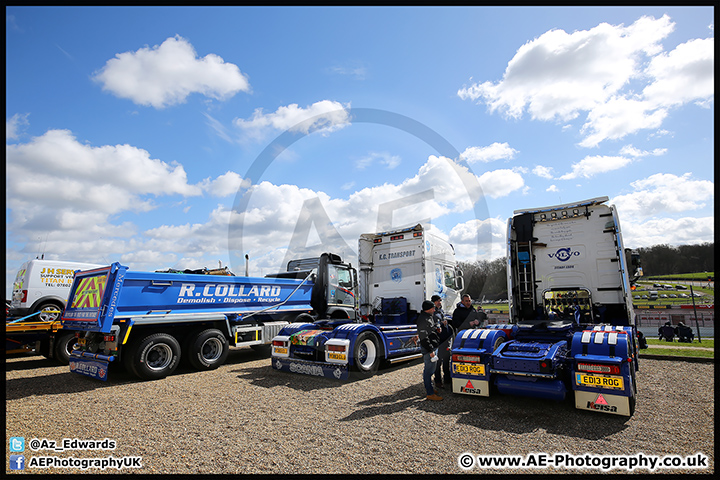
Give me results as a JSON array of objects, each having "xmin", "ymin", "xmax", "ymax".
[{"xmin": 5, "ymin": 7, "xmax": 714, "ymax": 296}]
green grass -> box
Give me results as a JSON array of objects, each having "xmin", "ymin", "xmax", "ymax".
[
  {"xmin": 641, "ymin": 347, "xmax": 714, "ymax": 359},
  {"xmin": 478, "ymin": 303, "xmax": 509, "ymax": 313},
  {"xmin": 645, "ymin": 338, "xmax": 713, "ymax": 348},
  {"xmin": 641, "ymin": 337, "xmax": 714, "ymax": 359},
  {"xmin": 646, "ymin": 272, "xmax": 714, "ymax": 281}
]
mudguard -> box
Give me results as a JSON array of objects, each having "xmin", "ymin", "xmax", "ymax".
[
  {"xmin": 450, "ymin": 328, "xmax": 509, "ymax": 397},
  {"xmin": 570, "ymin": 326, "xmax": 636, "ymax": 416}
]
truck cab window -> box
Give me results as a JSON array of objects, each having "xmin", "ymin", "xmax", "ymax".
[
  {"xmin": 444, "ymin": 266, "xmax": 456, "ymax": 289},
  {"xmin": 329, "ymin": 265, "xmax": 354, "ymax": 306}
]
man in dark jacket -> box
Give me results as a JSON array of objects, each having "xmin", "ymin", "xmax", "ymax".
[
  {"xmin": 417, "ymin": 300, "xmax": 442, "ymax": 401},
  {"xmin": 432, "ymin": 295, "xmax": 452, "ymax": 389},
  {"xmin": 452, "ymin": 294, "xmax": 480, "ymax": 331}
]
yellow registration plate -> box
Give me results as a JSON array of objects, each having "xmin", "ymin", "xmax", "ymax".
[
  {"xmin": 452, "ymin": 363, "xmax": 485, "ymax": 376},
  {"xmin": 328, "ymin": 352, "xmax": 346, "ymax": 361},
  {"xmin": 274, "ymin": 347, "xmax": 288, "ymax": 355},
  {"xmin": 576, "ymin": 373, "xmax": 624, "ymax": 390}
]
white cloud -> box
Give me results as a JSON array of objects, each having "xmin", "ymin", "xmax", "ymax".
[
  {"xmin": 449, "ymin": 217, "xmax": 507, "ymax": 261},
  {"xmin": 233, "ymin": 100, "xmax": 351, "ymax": 140},
  {"xmin": 6, "ymin": 129, "xmax": 202, "ymax": 200},
  {"xmin": 459, "ymin": 15, "xmax": 714, "ymax": 147},
  {"xmin": 93, "ymin": 35, "xmax": 251, "ymax": 108},
  {"xmin": 200, "ymin": 171, "xmax": 249, "ymax": 197},
  {"xmin": 619, "ymin": 144, "xmax": 667, "ymax": 157},
  {"xmin": 622, "ymin": 216, "xmax": 714, "ymax": 249},
  {"xmin": 477, "ymin": 169, "xmax": 525, "ymax": 198},
  {"xmin": 458, "ymin": 16, "xmax": 674, "ymax": 120},
  {"xmin": 5, "ymin": 126, "xmax": 260, "ymax": 275},
  {"xmin": 325, "ymin": 61, "xmax": 367, "ymax": 80},
  {"xmin": 546, "ymin": 185, "xmax": 559, "ymax": 193},
  {"xmin": 532, "ymin": 165, "xmax": 554, "ymax": 179},
  {"xmin": 558, "ymin": 155, "xmax": 632, "ymax": 180},
  {"xmin": 220, "ymin": 155, "xmax": 492, "ymax": 272},
  {"xmin": 356, "ymin": 151, "xmax": 401, "ymax": 170},
  {"xmin": 643, "ymin": 37, "xmax": 715, "ymax": 108},
  {"xmin": 203, "ymin": 112, "xmax": 234, "ymax": 143},
  {"xmin": 578, "ymin": 96, "xmax": 668, "ymax": 148},
  {"xmin": 611, "ymin": 173, "xmax": 714, "ymax": 220},
  {"xmin": 461, "ymin": 142, "xmax": 518, "ymax": 164},
  {"xmin": 6, "ymin": 113, "xmax": 29, "ymax": 140}
]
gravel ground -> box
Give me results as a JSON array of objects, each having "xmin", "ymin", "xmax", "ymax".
[{"xmin": 5, "ymin": 349, "xmax": 714, "ymax": 475}]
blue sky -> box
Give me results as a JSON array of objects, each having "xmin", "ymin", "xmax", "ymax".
[{"xmin": 5, "ymin": 6, "xmax": 714, "ymax": 295}]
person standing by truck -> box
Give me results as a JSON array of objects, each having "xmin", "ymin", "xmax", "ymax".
[
  {"xmin": 432, "ymin": 295, "xmax": 452, "ymax": 389},
  {"xmin": 418, "ymin": 300, "xmax": 442, "ymax": 401},
  {"xmin": 452, "ymin": 294, "xmax": 480, "ymax": 331}
]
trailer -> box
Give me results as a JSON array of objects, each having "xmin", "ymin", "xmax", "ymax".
[
  {"xmin": 5, "ymin": 316, "xmax": 76, "ymax": 364},
  {"xmin": 271, "ymin": 224, "xmax": 464, "ymax": 380},
  {"xmin": 61, "ymin": 261, "xmax": 320, "ymax": 381},
  {"xmin": 450, "ymin": 197, "xmax": 645, "ymax": 416}
]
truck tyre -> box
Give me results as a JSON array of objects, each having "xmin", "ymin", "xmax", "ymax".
[
  {"xmin": 491, "ymin": 335, "xmax": 505, "ymax": 352},
  {"xmin": 52, "ymin": 332, "xmax": 77, "ymax": 365},
  {"xmin": 186, "ymin": 329, "xmax": 229, "ymax": 371},
  {"xmin": 125, "ymin": 333, "xmax": 181, "ymax": 380},
  {"xmin": 35, "ymin": 302, "xmax": 63, "ymax": 322},
  {"xmin": 352, "ymin": 332, "xmax": 380, "ymax": 375},
  {"xmin": 293, "ymin": 313, "xmax": 315, "ymax": 324}
]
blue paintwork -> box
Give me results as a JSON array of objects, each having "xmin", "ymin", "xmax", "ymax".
[{"xmin": 61, "ymin": 262, "xmax": 314, "ymax": 333}]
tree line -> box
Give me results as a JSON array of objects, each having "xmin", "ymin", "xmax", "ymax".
[{"xmin": 459, "ymin": 242, "xmax": 714, "ymax": 303}]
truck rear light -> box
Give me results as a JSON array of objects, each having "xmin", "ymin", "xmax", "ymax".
[
  {"xmin": 390, "ymin": 235, "xmax": 404, "ymax": 241},
  {"xmin": 373, "ymin": 238, "xmax": 382, "ymax": 244},
  {"xmin": 104, "ymin": 335, "xmax": 116, "ymax": 342},
  {"xmin": 327, "ymin": 344, "xmax": 346, "ymax": 352},
  {"xmin": 413, "ymin": 232, "xmax": 423, "ymax": 238},
  {"xmin": 539, "ymin": 360, "xmax": 553, "ymax": 373},
  {"xmin": 577, "ymin": 362, "xmax": 620, "ymax": 375},
  {"xmin": 21, "ymin": 290, "xmax": 28, "ymax": 303},
  {"xmin": 453, "ymin": 354, "xmax": 481, "ymax": 363}
]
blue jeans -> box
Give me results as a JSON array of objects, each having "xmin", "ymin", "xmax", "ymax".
[{"xmin": 421, "ymin": 347, "xmax": 435, "ymax": 396}]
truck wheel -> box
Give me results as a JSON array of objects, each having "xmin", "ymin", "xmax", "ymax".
[
  {"xmin": 293, "ymin": 313, "xmax": 315, "ymax": 324},
  {"xmin": 186, "ymin": 329, "xmax": 229, "ymax": 371},
  {"xmin": 491, "ymin": 335, "xmax": 505, "ymax": 352},
  {"xmin": 353, "ymin": 332, "xmax": 380, "ymax": 375},
  {"xmin": 126, "ymin": 333, "xmax": 181, "ymax": 380},
  {"xmin": 35, "ymin": 302, "xmax": 63, "ymax": 322},
  {"xmin": 53, "ymin": 332, "xmax": 77, "ymax": 365}
]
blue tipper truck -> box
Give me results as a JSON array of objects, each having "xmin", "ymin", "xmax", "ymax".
[
  {"xmin": 61, "ymin": 261, "xmax": 319, "ymax": 381},
  {"xmin": 450, "ymin": 197, "xmax": 646, "ymax": 416},
  {"xmin": 271, "ymin": 224, "xmax": 464, "ymax": 380}
]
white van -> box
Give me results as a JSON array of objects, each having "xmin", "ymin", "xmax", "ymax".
[{"xmin": 10, "ymin": 259, "xmax": 103, "ymax": 321}]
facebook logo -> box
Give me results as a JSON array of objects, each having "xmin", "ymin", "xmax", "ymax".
[
  {"xmin": 9, "ymin": 455, "xmax": 25, "ymax": 470},
  {"xmin": 10, "ymin": 437, "xmax": 25, "ymax": 452}
]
